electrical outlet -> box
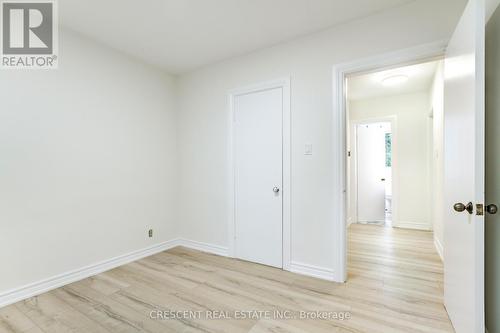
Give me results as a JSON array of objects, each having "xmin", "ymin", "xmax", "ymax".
[{"xmin": 148, "ymin": 229, "xmax": 153, "ymax": 238}]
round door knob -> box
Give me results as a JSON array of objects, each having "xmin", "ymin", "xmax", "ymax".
[
  {"xmin": 273, "ymin": 187, "xmax": 280, "ymax": 193},
  {"xmin": 454, "ymin": 202, "xmax": 473, "ymax": 214},
  {"xmin": 486, "ymin": 204, "xmax": 498, "ymax": 214}
]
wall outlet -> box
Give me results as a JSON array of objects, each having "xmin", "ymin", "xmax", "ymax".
[{"xmin": 148, "ymin": 229, "xmax": 153, "ymax": 238}]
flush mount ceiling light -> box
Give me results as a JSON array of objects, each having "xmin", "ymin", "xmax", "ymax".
[{"xmin": 381, "ymin": 74, "xmax": 409, "ymax": 86}]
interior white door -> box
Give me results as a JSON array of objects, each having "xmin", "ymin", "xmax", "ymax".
[
  {"xmin": 443, "ymin": 0, "xmax": 485, "ymax": 332},
  {"xmin": 234, "ymin": 87, "xmax": 283, "ymax": 268},
  {"xmin": 356, "ymin": 123, "xmax": 387, "ymax": 223}
]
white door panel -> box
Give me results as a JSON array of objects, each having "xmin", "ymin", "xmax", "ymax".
[
  {"xmin": 357, "ymin": 124, "xmax": 387, "ymax": 223},
  {"xmin": 443, "ymin": 0, "xmax": 485, "ymax": 332},
  {"xmin": 234, "ymin": 87, "xmax": 283, "ymax": 268}
]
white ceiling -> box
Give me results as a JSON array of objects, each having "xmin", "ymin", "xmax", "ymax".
[
  {"xmin": 347, "ymin": 60, "xmax": 440, "ymax": 101},
  {"xmin": 60, "ymin": 0, "xmax": 414, "ymax": 74}
]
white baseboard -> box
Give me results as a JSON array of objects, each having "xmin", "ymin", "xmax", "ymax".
[
  {"xmin": 393, "ymin": 221, "xmax": 432, "ymax": 231},
  {"xmin": 177, "ymin": 239, "xmax": 337, "ymax": 282},
  {"xmin": 177, "ymin": 238, "xmax": 229, "ymax": 257},
  {"xmin": 289, "ymin": 261, "xmax": 335, "ymax": 281},
  {"xmin": 0, "ymin": 238, "xmax": 231, "ymax": 309},
  {"xmin": 2, "ymin": 237, "xmax": 337, "ymax": 309},
  {"xmin": 357, "ymin": 220, "xmax": 385, "ymax": 224},
  {"xmin": 178, "ymin": 239, "xmax": 337, "ymax": 282},
  {"xmin": 0, "ymin": 239, "xmax": 181, "ymax": 308},
  {"xmin": 434, "ymin": 236, "xmax": 444, "ymax": 262}
]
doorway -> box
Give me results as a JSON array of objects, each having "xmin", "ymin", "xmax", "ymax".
[
  {"xmin": 342, "ymin": 59, "xmax": 447, "ymax": 325},
  {"xmin": 352, "ymin": 121, "xmax": 393, "ymax": 227},
  {"xmin": 338, "ymin": 56, "xmax": 445, "ymax": 285},
  {"xmin": 330, "ymin": 3, "xmax": 487, "ymax": 331},
  {"xmin": 346, "ymin": 60, "xmax": 440, "ymax": 234},
  {"xmin": 228, "ymin": 78, "xmax": 291, "ymax": 269}
]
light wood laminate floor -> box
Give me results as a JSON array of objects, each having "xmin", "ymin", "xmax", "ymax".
[{"xmin": 0, "ymin": 224, "xmax": 454, "ymax": 333}]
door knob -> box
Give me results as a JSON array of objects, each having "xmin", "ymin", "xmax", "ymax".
[
  {"xmin": 273, "ymin": 187, "xmax": 280, "ymax": 193},
  {"xmin": 486, "ymin": 204, "xmax": 498, "ymax": 214},
  {"xmin": 454, "ymin": 202, "xmax": 473, "ymax": 214}
]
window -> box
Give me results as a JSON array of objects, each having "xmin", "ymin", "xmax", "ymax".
[{"xmin": 385, "ymin": 133, "xmax": 392, "ymax": 167}]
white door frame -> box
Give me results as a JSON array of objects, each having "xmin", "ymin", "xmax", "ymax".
[
  {"xmin": 227, "ymin": 77, "xmax": 291, "ymax": 270},
  {"xmin": 349, "ymin": 116, "xmax": 398, "ymax": 226},
  {"xmin": 332, "ymin": 41, "xmax": 446, "ymax": 282}
]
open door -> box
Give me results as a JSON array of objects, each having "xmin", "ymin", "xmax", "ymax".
[{"xmin": 443, "ymin": 0, "xmax": 485, "ymax": 332}]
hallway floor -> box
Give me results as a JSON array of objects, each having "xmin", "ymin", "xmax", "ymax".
[
  {"xmin": 0, "ymin": 224, "xmax": 454, "ymax": 333},
  {"xmin": 347, "ymin": 224, "xmax": 453, "ymax": 332}
]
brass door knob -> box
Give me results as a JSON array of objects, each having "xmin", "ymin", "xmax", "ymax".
[
  {"xmin": 454, "ymin": 202, "xmax": 474, "ymax": 214},
  {"xmin": 486, "ymin": 204, "xmax": 498, "ymax": 214}
]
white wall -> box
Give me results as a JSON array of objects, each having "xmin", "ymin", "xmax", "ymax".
[
  {"xmin": 349, "ymin": 92, "xmax": 433, "ymax": 230},
  {"xmin": 0, "ymin": 29, "xmax": 178, "ymax": 295},
  {"xmin": 176, "ymin": 0, "xmax": 466, "ymax": 271},
  {"xmin": 430, "ymin": 62, "xmax": 445, "ymax": 258}
]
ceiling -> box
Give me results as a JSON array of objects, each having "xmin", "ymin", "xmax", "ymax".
[
  {"xmin": 347, "ymin": 60, "xmax": 440, "ymax": 101},
  {"xmin": 60, "ymin": 0, "xmax": 414, "ymax": 74}
]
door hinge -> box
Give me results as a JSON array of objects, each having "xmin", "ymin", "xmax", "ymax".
[{"xmin": 476, "ymin": 204, "xmax": 484, "ymax": 216}]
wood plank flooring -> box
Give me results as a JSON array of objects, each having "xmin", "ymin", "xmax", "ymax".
[{"xmin": 0, "ymin": 224, "xmax": 454, "ymax": 332}]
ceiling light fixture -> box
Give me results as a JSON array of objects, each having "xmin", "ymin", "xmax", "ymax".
[{"xmin": 381, "ymin": 74, "xmax": 408, "ymax": 86}]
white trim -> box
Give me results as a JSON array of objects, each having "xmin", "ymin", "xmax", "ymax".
[
  {"xmin": 0, "ymin": 238, "xmax": 230, "ymax": 309},
  {"xmin": 356, "ymin": 220, "xmax": 386, "ymax": 224},
  {"xmin": 1, "ymin": 236, "xmax": 342, "ymax": 310},
  {"xmin": 350, "ymin": 116, "xmax": 398, "ymax": 228},
  {"xmin": 332, "ymin": 40, "xmax": 447, "ymax": 283},
  {"xmin": 177, "ymin": 238, "xmax": 229, "ymax": 257},
  {"xmin": 394, "ymin": 221, "xmax": 432, "ymax": 231},
  {"xmin": 434, "ymin": 235, "xmax": 444, "ymax": 262},
  {"xmin": 0, "ymin": 239, "xmax": 181, "ymax": 308},
  {"xmin": 289, "ymin": 262, "xmax": 335, "ymax": 281},
  {"xmin": 227, "ymin": 77, "xmax": 291, "ymax": 270}
]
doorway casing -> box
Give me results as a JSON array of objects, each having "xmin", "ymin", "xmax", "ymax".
[{"xmin": 332, "ymin": 41, "xmax": 446, "ymax": 282}]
